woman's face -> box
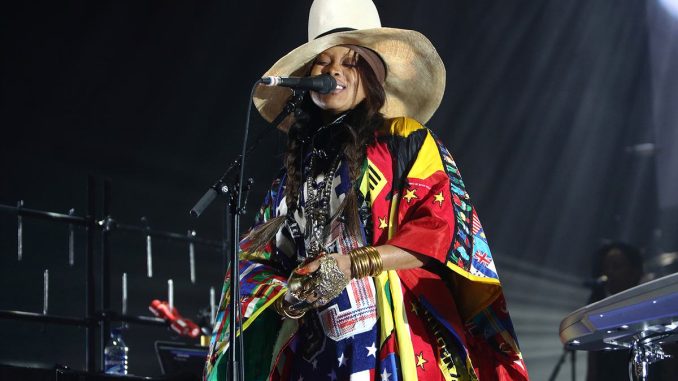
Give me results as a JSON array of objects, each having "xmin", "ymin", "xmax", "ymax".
[{"xmin": 309, "ymin": 46, "xmax": 367, "ymax": 115}]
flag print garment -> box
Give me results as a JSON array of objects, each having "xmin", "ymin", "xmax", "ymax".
[{"xmin": 205, "ymin": 117, "xmax": 529, "ymax": 381}]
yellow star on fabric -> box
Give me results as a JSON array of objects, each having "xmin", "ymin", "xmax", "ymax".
[
  {"xmin": 378, "ymin": 217, "xmax": 388, "ymax": 230},
  {"xmin": 410, "ymin": 302, "xmax": 419, "ymax": 316},
  {"xmin": 416, "ymin": 351, "xmax": 428, "ymax": 370},
  {"xmin": 403, "ymin": 188, "xmax": 418, "ymax": 204},
  {"xmin": 433, "ymin": 191, "xmax": 445, "ymax": 207}
]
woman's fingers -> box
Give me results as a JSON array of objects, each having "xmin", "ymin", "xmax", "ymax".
[
  {"xmin": 289, "ymin": 253, "xmax": 351, "ymax": 305},
  {"xmin": 294, "ymin": 254, "xmax": 324, "ymax": 275},
  {"xmin": 299, "ymin": 260, "xmax": 321, "ymax": 274}
]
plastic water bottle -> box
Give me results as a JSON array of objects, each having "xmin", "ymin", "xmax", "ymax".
[{"xmin": 104, "ymin": 328, "xmax": 128, "ymax": 375}]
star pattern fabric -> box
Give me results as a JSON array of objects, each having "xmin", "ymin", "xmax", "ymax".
[
  {"xmin": 338, "ymin": 353, "xmax": 348, "ymax": 367},
  {"xmin": 416, "ymin": 352, "xmax": 428, "ymax": 370},
  {"xmin": 432, "ymin": 192, "xmax": 445, "ymax": 207},
  {"xmin": 403, "ymin": 188, "xmax": 418, "ymax": 203},
  {"xmin": 381, "ymin": 368, "xmax": 391, "ymax": 381},
  {"xmin": 204, "ymin": 117, "xmax": 529, "ymax": 381},
  {"xmin": 366, "ymin": 343, "xmax": 377, "ymax": 358}
]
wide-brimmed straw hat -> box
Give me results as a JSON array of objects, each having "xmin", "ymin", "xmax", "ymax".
[{"xmin": 253, "ymin": 0, "xmax": 446, "ymax": 128}]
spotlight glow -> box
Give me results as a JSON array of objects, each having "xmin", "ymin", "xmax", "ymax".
[{"xmin": 660, "ymin": 0, "xmax": 678, "ymax": 18}]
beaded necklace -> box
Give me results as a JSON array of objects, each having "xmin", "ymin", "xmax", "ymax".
[
  {"xmin": 304, "ymin": 152, "xmax": 342, "ymax": 258},
  {"xmin": 302, "ymin": 114, "xmax": 346, "ymax": 258}
]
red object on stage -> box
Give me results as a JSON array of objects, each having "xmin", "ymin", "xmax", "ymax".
[{"xmin": 149, "ymin": 299, "xmax": 201, "ymax": 338}]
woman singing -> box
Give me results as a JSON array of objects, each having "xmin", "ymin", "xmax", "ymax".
[{"xmin": 205, "ymin": 0, "xmax": 529, "ymax": 380}]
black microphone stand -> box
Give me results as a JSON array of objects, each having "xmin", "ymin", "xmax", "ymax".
[{"xmin": 190, "ymin": 86, "xmax": 305, "ymax": 381}]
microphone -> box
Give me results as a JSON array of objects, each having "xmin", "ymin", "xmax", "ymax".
[{"xmin": 260, "ymin": 74, "xmax": 337, "ymax": 94}]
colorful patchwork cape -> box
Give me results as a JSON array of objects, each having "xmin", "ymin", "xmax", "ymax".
[{"xmin": 204, "ymin": 117, "xmax": 529, "ymax": 380}]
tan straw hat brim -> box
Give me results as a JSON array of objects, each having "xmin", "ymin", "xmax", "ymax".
[{"xmin": 253, "ymin": 27, "xmax": 445, "ymax": 128}]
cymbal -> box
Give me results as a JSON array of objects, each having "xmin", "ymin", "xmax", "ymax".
[{"xmin": 560, "ymin": 272, "xmax": 678, "ymax": 351}]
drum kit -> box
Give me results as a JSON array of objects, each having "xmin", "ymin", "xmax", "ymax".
[{"xmin": 559, "ymin": 270, "xmax": 678, "ymax": 380}]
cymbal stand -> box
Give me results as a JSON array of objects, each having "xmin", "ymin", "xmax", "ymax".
[{"xmin": 629, "ymin": 339, "xmax": 671, "ymax": 381}]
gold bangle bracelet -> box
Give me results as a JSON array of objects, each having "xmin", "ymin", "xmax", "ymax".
[
  {"xmin": 366, "ymin": 247, "xmax": 383, "ymax": 276},
  {"xmin": 348, "ymin": 246, "xmax": 383, "ymax": 279}
]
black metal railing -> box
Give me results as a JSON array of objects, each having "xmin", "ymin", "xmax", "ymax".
[{"xmin": 0, "ymin": 176, "xmax": 224, "ymax": 373}]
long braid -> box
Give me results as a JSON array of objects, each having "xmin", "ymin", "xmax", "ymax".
[
  {"xmin": 284, "ymin": 108, "xmax": 311, "ymax": 212},
  {"xmin": 339, "ymin": 103, "xmax": 382, "ymax": 238},
  {"xmin": 244, "ymin": 107, "xmax": 313, "ymax": 253}
]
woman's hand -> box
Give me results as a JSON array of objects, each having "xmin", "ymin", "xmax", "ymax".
[
  {"xmin": 298, "ymin": 245, "xmax": 428, "ymax": 281},
  {"xmin": 288, "ymin": 245, "xmax": 427, "ymax": 307},
  {"xmin": 287, "ymin": 253, "xmax": 351, "ymax": 307},
  {"xmin": 297, "ymin": 253, "xmax": 352, "ymax": 280}
]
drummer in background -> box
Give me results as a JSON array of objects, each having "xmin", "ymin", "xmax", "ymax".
[
  {"xmin": 587, "ymin": 242, "xmax": 644, "ymax": 305},
  {"xmin": 586, "ymin": 242, "xmax": 677, "ymax": 381}
]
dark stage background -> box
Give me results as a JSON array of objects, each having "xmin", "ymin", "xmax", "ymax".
[{"xmin": 1, "ymin": 0, "xmax": 675, "ymax": 379}]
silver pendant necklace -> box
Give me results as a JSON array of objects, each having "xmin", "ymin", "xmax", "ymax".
[
  {"xmin": 304, "ymin": 150, "xmax": 341, "ymax": 258},
  {"xmin": 300, "ymin": 113, "xmax": 347, "ymax": 258}
]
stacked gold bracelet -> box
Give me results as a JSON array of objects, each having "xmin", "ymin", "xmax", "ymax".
[{"xmin": 348, "ymin": 246, "xmax": 384, "ymax": 279}]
